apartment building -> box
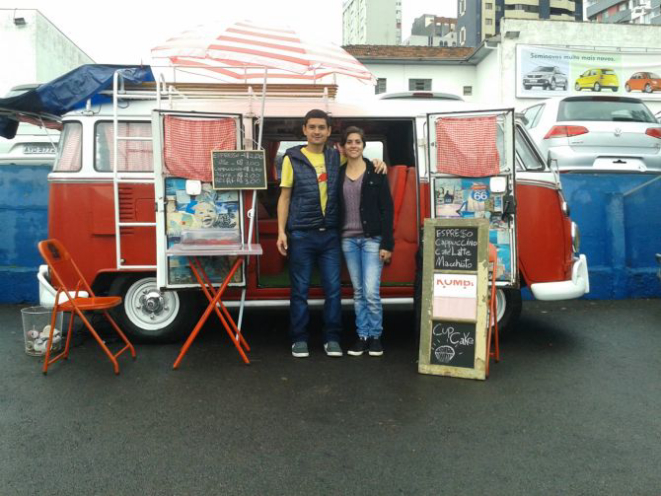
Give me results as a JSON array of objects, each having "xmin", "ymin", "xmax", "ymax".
[
  {"xmin": 342, "ymin": 0, "xmax": 402, "ymax": 45},
  {"xmin": 457, "ymin": 0, "xmax": 584, "ymax": 47},
  {"xmin": 404, "ymin": 14, "xmax": 457, "ymax": 46},
  {"xmin": 586, "ymin": 0, "xmax": 661, "ymax": 24}
]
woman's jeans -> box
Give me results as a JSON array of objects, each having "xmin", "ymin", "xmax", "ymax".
[
  {"xmin": 341, "ymin": 236, "xmax": 384, "ymax": 339},
  {"xmin": 289, "ymin": 228, "xmax": 342, "ymax": 345}
]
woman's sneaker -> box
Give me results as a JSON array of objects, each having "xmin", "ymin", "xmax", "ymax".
[
  {"xmin": 347, "ymin": 338, "xmax": 369, "ymax": 356},
  {"xmin": 368, "ymin": 337, "xmax": 384, "ymax": 356}
]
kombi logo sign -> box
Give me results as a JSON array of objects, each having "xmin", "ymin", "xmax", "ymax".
[{"xmin": 433, "ymin": 274, "xmax": 477, "ymax": 298}]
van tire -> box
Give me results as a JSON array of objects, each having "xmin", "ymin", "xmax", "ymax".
[
  {"xmin": 594, "ymin": 82, "xmax": 601, "ymax": 92},
  {"xmin": 574, "ymin": 83, "xmax": 581, "ymax": 91},
  {"xmin": 645, "ymin": 84, "xmax": 652, "ymax": 93},
  {"xmin": 495, "ymin": 288, "xmax": 522, "ymax": 338},
  {"xmin": 108, "ymin": 275, "xmax": 197, "ymax": 343}
]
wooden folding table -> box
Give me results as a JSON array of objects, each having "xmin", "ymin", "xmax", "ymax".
[{"xmin": 167, "ymin": 243, "xmax": 262, "ymax": 369}]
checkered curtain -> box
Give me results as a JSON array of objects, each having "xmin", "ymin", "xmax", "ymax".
[
  {"xmin": 435, "ymin": 116, "xmax": 500, "ymax": 177},
  {"xmin": 164, "ymin": 116, "xmax": 237, "ymax": 181},
  {"xmin": 101, "ymin": 122, "xmax": 153, "ymax": 172},
  {"xmin": 53, "ymin": 123, "xmax": 82, "ymax": 172}
]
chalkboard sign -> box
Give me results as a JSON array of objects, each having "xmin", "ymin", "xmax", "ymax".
[
  {"xmin": 418, "ymin": 218, "xmax": 489, "ymax": 380},
  {"xmin": 430, "ymin": 321, "xmax": 476, "ymax": 368},
  {"xmin": 434, "ymin": 226, "xmax": 478, "ymax": 271},
  {"xmin": 212, "ymin": 150, "xmax": 267, "ymax": 191}
]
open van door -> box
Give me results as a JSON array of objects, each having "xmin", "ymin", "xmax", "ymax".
[
  {"xmin": 151, "ymin": 110, "xmax": 246, "ymax": 290},
  {"xmin": 426, "ymin": 109, "xmax": 519, "ymax": 326}
]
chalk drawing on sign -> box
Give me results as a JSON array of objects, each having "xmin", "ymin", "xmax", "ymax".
[{"xmin": 434, "ymin": 345, "xmax": 455, "ymax": 363}]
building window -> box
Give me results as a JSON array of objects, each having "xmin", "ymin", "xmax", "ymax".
[
  {"xmin": 486, "ymin": 19, "xmax": 493, "ymax": 25},
  {"xmin": 409, "ymin": 79, "xmax": 432, "ymax": 91},
  {"xmin": 463, "ymin": 86, "xmax": 473, "ymax": 96},
  {"xmin": 375, "ymin": 78, "xmax": 387, "ymax": 94},
  {"xmin": 485, "ymin": 2, "xmax": 493, "ymax": 10},
  {"xmin": 459, "ymin": 0, "xmax": 467, "ymax": 16},
  {"xmin": 459, "ymin": 26, "xmax": 467, "ymax": 45}
]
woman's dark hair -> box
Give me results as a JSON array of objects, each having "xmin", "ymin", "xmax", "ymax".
[
  {"xmin": 303, "ymin": 109, "xmax": 331, "ymax": 126},
  {"xmin": 340, "ymin": 126, "xmax": 365, "ymax": 146}
]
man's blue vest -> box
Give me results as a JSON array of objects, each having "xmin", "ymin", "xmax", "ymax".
[{"xmin": 285, "ymin": 145, "xmax": 340, "ymax": 231}]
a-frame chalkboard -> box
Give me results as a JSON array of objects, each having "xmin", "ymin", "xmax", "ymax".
[{"xmin": 418, "ymin": 218, "xmax": 490, "ymax": 380}]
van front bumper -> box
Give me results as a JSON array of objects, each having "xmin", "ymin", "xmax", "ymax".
[{"xmin": 530, "ymin": 254, "xmax": 590, "ymax": 301}]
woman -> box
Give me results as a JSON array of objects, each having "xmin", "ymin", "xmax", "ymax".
[{"xmin": 339, "ymin": 126, "xmax": 394, "ymax": 357}]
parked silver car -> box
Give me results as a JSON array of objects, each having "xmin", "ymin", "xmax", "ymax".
[
  {"xmin": 523, "ymin": 66, "xmax": 568, "ymax": 91},
  {"xmin": 521, "ymin": 96, "xmax": 661, "ymax": 172}
]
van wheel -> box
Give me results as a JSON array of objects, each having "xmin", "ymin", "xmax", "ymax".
[
  {"xmin": 549, "ymin": 79, "xmax": 556, "ymax": 90},
  {"xmin": 563, "ymin": 82, "xmax": 568, "ymax": 91},
  {"xmin": 524, "ymin": 85, "xmax": 531, "ymax": 90},
  {"xmin": 594, "ymin": 82, "xmax": 601, "ymax": 92},
  {"xmin": 574, "ymin": 83, "xmax": 581, "ymax": 91},
  {"xmin": 625, "ymin": 84, "xmax": 631, "ymax": 92},
  {"xmin": 612, "ymin": 87, "xmax": 618, "ymax": 92},
  {"xmin": 494, "ymin": 289, "xmax": 522, "ymax": 338},
  {"xmin": 645, "ymin": 84, "xmax": 652, "ymax": 93},
  {"xmin": 109, "ymin": 275, "xmax": 196, "ymax": 343}
]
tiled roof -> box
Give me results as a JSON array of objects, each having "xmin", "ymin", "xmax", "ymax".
[{"xmin": 343, "ymin": 45, "xmax": 474, "ymax": 60}]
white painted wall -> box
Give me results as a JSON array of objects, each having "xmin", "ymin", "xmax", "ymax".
[
  {"xmin": 363, "ymin": 63, "xmax": 476, "ymax": 101},
  {"xmin": 473, "ymin": 48, "xmax": 501, "ymax": 105},
  {"xmin": 0, "ymin": 9, "xmax": 93, "ymax": 97}
]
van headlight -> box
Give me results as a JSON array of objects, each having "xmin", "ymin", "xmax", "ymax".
[{"xmin": 571, "ymin": 222, "xmax": 580, "ymax": 254}]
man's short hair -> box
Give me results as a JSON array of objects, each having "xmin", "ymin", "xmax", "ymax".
[{"xmin": 303, "ymin": 109, "xmax": 331, "ymax": 127}]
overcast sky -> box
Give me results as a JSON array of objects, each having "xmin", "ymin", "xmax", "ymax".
[{"xmin": 3, "ymin": 0, "xmax": 456, "ymax": 63}]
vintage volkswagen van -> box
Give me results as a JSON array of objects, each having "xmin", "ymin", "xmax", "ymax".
[{"xmin": 37, "ymin": 79, "xmax": 588, "ymax": 342}]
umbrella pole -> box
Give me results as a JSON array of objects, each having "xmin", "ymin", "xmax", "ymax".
[{"xmin": 238, "ymin": 68, "xmax": 268, "ymax": 332}]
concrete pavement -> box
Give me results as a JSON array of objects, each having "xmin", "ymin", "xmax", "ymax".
[{"xmin": 1, "ymin": 300, "xmax": 660, "ymax": 495}]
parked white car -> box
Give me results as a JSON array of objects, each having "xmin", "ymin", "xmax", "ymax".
[
  {"xmin": 521, "ymin": 96, "xmax": 661, "ymax": 172},
  {"xmin": 0, "ymin": 84, "xmax": 58, "ymax": 165}
]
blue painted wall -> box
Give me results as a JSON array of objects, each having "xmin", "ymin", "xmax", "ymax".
[
  {"xmin": 0, "ymin": 165, "xmax": 50, "ymax": 303},
  {"xmin": 1, "ymin": 167, "xmax": 659, "ymax": 303},
  {"xmin": 561, "ymin": 172, "xmax": 661, "ymax": 299}
]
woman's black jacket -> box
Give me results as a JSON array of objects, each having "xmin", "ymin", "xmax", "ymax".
[{"xmin": 338, "ymin": 158, "xmax": 394, "ymax": 252}]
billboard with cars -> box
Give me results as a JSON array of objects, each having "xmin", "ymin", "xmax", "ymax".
[{"xmin": 517, "ymin": 45, "xmax": 661, "ymax": 100}]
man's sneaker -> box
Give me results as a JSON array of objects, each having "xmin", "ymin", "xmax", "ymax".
[
  {"xmin": 292, "ymin": 341, "xmax": 309, "ymax": 358},
  {"xmin": 324, "ymin": 341, "xmax": 343, "ymax": 357},
  {"xmin": 368, "ymin": 337, "xmax": 384, "ymax": 356},
  {"xmin": 347, "ymin": 338, "xmax": 369, "ymax": 356}
]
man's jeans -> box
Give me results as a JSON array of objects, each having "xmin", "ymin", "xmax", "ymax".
[
  {"xmin": 341, "ymin": 236, "xmax": 384, "ymax": 339},
  {"xmin": 289, "ymin": 228, "xmax": 342, "ymax": 344}
]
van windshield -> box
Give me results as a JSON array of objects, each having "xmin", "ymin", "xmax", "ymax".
[{"xmin": 558, "ymin": 98, "xmax": 656, "ymax": 123}]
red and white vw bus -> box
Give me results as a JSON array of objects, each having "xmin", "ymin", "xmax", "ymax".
[{"xmin": 39, "ymin": 80, "xmax": 588, "ymax": 342}]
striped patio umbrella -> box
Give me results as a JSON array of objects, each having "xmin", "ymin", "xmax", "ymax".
[{"xmin": 150, "ymin": 20, "xmax": 375, "ymax": 85}]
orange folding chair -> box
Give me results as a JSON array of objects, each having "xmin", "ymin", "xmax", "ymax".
[
  {"xmin": 486, "ymin": 243, "xmax": 500, "ymax": 377},
  {"xmin": 37, "ymin": 239, "xmax": 136, "ymax": 375}
]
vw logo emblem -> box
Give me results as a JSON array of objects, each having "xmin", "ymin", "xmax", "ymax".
[{"xmin": 614, "ymin": 128, "xmax": 622, "ymax": 137}]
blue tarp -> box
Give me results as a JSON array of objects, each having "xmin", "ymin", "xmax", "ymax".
[{"xmin": 0, "ymin": 64, "xmax": 154, "ymax": 139}]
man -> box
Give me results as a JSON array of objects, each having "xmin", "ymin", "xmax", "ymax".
[{"xmin": 276, "ymin": 109, "xmax": 385, "ymax": 358}]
